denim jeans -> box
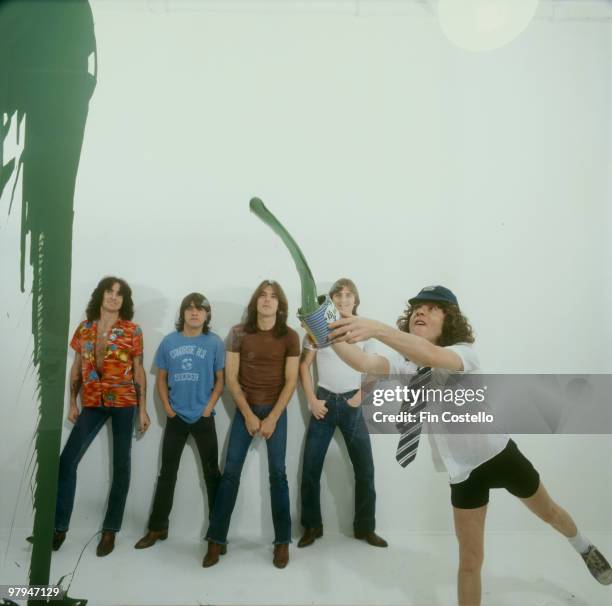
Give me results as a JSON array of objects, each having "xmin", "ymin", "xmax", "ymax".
[
  {"xmin": 55, "ymin": 406, "xmax": 135, "ymax": 533},
  {"xmin": 206, "ymin": 405, "xmax": 291, "ymax": 545},
  {"xmin": 300, "ymin": 387, "xmax": 376, "ymax": 534},
  {"xmin": 148, "ymin": 415, "xmax": 220, "ymax": 532}
]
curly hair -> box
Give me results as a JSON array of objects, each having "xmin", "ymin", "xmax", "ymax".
[
  {"xmin": 397, "ymin": 300, "xmax": 474, "ymax": 346},
  {"xmin": 329, "ymin": 277, "xmax": 360, "ymax": 315},
  {"xmin": 175, "ymin": 292, "xmax": 211, "ymax": 334},
  {"xmin": 85, "ymin": 276, "xmax": 134, "ymax": 321},
  {"xmin": 244, "ymin": 279, "xmax": 289, "ymax": 338}
]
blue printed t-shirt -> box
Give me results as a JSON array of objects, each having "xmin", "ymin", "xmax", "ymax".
[{"xmin": 154, "ymin": 331, "xmax": 225, "ymax": 423}]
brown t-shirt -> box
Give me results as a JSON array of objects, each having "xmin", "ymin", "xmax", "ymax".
[{"xmin": 228, "ymin": 324, "xmax": 300, "ymax": 405}]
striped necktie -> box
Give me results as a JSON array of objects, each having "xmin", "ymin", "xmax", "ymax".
[{"xmin": 396, "ymin": 366, "xmax": 432, "ymax": 468}]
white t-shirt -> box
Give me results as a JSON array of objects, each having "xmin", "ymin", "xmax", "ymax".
[
  {"xmin": 304, "ymin": 335, "xmax": 375, "ymax": 394},
  {"xmin": 387, "ymin": 343, "xmax": 510, "ymax": 484}
]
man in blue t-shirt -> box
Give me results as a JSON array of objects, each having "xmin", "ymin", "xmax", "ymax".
[{"xmin": 135, "ymin": 292, "xmax": 225, "ymax": 551}]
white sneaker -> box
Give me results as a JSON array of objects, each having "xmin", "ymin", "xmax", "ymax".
[{"xmin": 582, "ymin": 545, "xmax": 612, "ymax": 585}]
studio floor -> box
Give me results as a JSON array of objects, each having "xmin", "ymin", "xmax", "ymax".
[{"xmin": 2, "ymin": 530, "xmax": 611, "ymax": 606}]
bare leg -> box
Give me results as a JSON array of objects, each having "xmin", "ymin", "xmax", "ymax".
[
  {"xmin": 520, "ymin": 482, "xmax": 577, "ymax": 537},
  {"xmin": 521, "ymin": 481, "xmax": 612, "ymax": 585},
  {"xmin": 453, "ymin": 505, "xmax": 487, "ymax": 606}
]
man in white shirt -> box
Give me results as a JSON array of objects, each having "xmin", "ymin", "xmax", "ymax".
[
  {"xmin": 328, "ymin": 285, "xmax": 612, "ymax": 606},
  {"xmin": 298, "ymin": 278, "xmax": 387, "ymax": 549}
]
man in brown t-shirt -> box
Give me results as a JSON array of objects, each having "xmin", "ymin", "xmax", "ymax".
[{"xmin": 204, "ymin": 280, "xmax": 300, "ymax": 569}]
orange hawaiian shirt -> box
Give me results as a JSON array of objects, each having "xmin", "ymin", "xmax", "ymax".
[{"xmin": 70, "ymin": 319, "xmax": 143, "ymax": 408}]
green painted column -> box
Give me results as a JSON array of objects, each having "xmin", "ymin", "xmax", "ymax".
[{"xmin": 1, "ymin": 2, "xmax": 96, "ymax": 604}]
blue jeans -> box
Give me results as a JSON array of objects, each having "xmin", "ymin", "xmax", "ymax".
[
  {"xmin": 55, "ymin": 406, "xmax": 135, "ymax": 533},
  {"xmin": 206, "ymin": 405, "xmax": 291, "ymax": 545},
  {"xmin": 300, "ymin": 387, "xmax": 376, "ymax": 534}
]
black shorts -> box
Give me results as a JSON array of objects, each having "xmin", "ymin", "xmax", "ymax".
[{"xmin": 450, "ymin": 440, "xmax": 540, "ymax": 509}]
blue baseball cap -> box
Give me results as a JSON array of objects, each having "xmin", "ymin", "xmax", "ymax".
[{"xmin": 409, "ymin": 285, "xmax": 459, "ymax": 307}]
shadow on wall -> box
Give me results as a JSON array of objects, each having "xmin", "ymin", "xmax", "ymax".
[{"xmin": 0, "ymin": 1, "xmax": 96, "ymax": 604}]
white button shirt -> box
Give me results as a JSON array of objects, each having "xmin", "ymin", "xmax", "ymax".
[{"xmin": 387, "ymin": 343, "xmax": 510, "ymax": 484}]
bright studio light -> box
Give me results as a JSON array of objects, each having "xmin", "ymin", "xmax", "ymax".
[{"xmin": 438, "ymin": 0, "xmax": 539, "ymax": 52}]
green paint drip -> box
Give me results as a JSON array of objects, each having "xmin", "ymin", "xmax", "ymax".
[
  {"xmin": 249, "ymin": 197, "xmax": 319, "ymax": 314},
  {"xmin": 1, "ymin": 2, "xmax": 96, "ymax": 604}
]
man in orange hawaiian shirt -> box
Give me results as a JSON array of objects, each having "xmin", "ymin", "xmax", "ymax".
[{"xmin": 53, "ymin": 276, "xmax": 150, "ymax": 557}]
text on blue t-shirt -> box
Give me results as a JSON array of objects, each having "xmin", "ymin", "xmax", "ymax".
[{"xmin": 154, "ymin": 331, "xmax": 225, "ymax": 423}]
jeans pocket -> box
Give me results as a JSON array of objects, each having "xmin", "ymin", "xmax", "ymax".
[{"xmin": 344, "ymin": 390, "xmax": 361, "ymax": 408}]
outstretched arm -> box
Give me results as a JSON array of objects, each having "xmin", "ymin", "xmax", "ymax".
[
  {"xmin": 329, "ymin": 316, "xmax": 464, "ymax": 371},
  {"xmin": 331, "ymin": 341, "xmax": 390, "ymax": 375}
]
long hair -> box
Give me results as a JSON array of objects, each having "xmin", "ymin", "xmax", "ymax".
[
  {"xmin": 329, "ymin": 277, "xmax": 360, "ymax": 315},
  {"xmin": 85, "ymin": 276, "xmax": 134, "ymax": 321},
  {"xmin": 397, "ymin": 300, "xmax": 474, "ymax": 347},
  {"xmin": 175, "ymin": 292, "xmax": 211, "ymax": 334},
  {"xmin": 244, "ymin": 279, "xmax": 289, "ymax": 338}
]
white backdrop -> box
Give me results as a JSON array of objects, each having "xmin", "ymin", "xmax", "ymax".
[{"xmin": 1, "ymin": 1, "xmax": 611, "ymax": 544}]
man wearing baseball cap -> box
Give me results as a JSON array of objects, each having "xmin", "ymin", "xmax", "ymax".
[
  {"xmin": 409, "ymin": 284, "xmax": 458, "ymax": 305},
  {"xmin": 327, "ymin": 286, "xmax": 612, "ymax": 606}
]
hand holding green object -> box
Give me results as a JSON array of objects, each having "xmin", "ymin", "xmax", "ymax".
[{"xmin": 249, "ymin": 197, "xmax": 339, "ymax": 346}]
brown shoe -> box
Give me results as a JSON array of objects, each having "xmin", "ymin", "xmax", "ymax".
[
  {"xmin": 134, "ymin": 529, "xmax": 168, "ymax": 549},
  {"xmin": 273, "ymin": 543, "xmax": 289, "ymax": 569},
  {"xmin": 297, "ymin": 526, "xmax": 323, "ymax": 548},
  {"xmin": 26, "ymin": 531, "xmax": 66, "ymax": 551},
  {"xmin": 354, "ymin": 530, "xmax": 388, "ymax": 548},
  {"xmin": 96, "ymin": 531, "xmax": 116, "ymax": 557},
  {"xmin": 52, "ymin": 531, "xmax": 67, "ymax": 551},
  {"xmin": 202, "ymin": 541, "xmax": 223, "ymax": 567}
]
